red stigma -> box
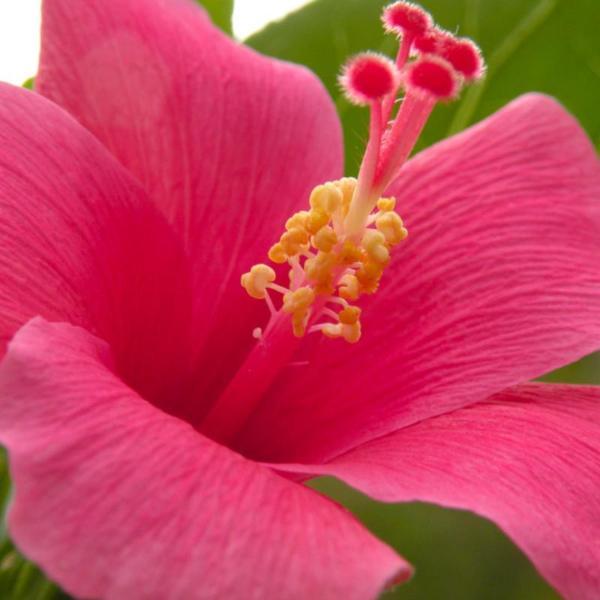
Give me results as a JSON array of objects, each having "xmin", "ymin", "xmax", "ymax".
[
  {"xmin": 439, "ymin": 37, "xmax": 484, "ymax": 81},
  {"xmin": 413, "ymin": 28, "xmax": 451, "ymax": 54},
  {"xmin": 340, "ymin": 53, "xmax": 399, "ymax": 105},
  {"xmin": 413, "ymin": 31, "xmax": 438, "ymax": 54},
  {"xmin": 405, "ymin": 56, "xmax": 458, "ymax": 100},
  {"xmin": 382, "ymin": 1, "xmax": 432, "ymax": 36}
]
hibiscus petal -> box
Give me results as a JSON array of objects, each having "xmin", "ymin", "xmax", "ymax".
[
  {"xmin": 0, "ymin": 317, "xmax": 409, "ymax": 600},
  {"xmin": 238, "ymin": 94, "xmax": 600, "ymax": 462},
  {"xmin": 38, "ymin": 0, "xmax": 343, "ymax": 407},
  {"xmin": 0, "ymin": 83, "xmax": 194, "ymax": 410},
  {"xmin": 276, "ymin": 383, "xmax": 600, "ymax": 600}
]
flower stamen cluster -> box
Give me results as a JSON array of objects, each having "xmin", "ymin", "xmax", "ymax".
[
  {"xmin": 241, "ymin": 1, "xmax": 485, "ymax": 343},
  {"xmin": 242, "ymin": 178, "xmax": 407, "ymax": 343}
]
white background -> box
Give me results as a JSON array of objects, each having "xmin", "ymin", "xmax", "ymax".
[{"xmin": 0, "ymin": 0, "xmax": 310, "ymax": 85}]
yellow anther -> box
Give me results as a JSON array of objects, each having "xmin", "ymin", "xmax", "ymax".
[
  {"xmin": 377, "ymin": 197, "xmax": 396, "ymax": 212},
  {"xmin": 285, "ymin": 210, "xmax": 310, "ymax": 232},
  {"xmin": 305, "ymin": 251, "xmax": 336, "ymax": 295},
  {"xmin": 360, "ymin": 260, "xmax": 383, "ymax": 279},
  {"xmin": 356, "ymin": 260, "xmax": 383, "ymax": 294},
  {"xmin": 322, "ymin": 323, "xmax": 342, "ymax": 339},
  {"xmin": 292, "ymin": 308, "xmax": 309, "ymax": 337},
  {"xmin": 362, "ymin": 229, "xmax": 390, "ymax": 264},
  {"xmin": 338, "ymin": 274, "xmax": 360, "ymax": 301},
  {"xmin": 335, "ymin": 177, "xmax": 357, "ymax": 216},
  {"xmin": 376, "ymin": 211, "xmax": 407, "ymax": 245},
  {"xmin": 283, "ymin": 286, "xmax": 315, "ymax": 314},
  {"xmin": 304, "ymin": 251, "xmax": 336, "ymax": 284},
  {"xmin": 359, "ymin": 259, "xmax": 384, "ymax": 281},
  {"xmin": 359, "ymin": 280, "xmax": 380, "ymax": 295},
  {"xmin": 341, "ymin": 321, "xmax": 361, "ymax": 343},
  {"xmin": 362, "ymin": 228, "xmax": 385, "ymax": 249},
  {"xmin": 316, "ymin": 281, "xmax": 336, "ymax": 295},
  {"xmin": 312, "ymin": 226, "xmax": 338, "ymax": 253},
  {"xmin": 241, "ymin": 264, "xmax": 276, "ymax": 299},
  {"xmin": 338, "ymin": 239, "xmax": 363, "ymax": 265},
  {"xmin": 306, "ymin": 208, "xmax": 330, "ymax": 234},
  {"xmin": 309, "ymin": 185, "xmax": 327, "ymax": 210},
  {"xmin": 339, "ymin": 306, "xmax": 361, "ymax": 325},
  {"xmin": 280, "ymin": 228, "xmax": 309, "ymax": 255},
  {"xmin": 268, "ymin": 242, "xmax": 288, "ymax": 264},
  {"xmin": 323, "ymin": 321, "xmax": 361, "ymax": 343},
  {"xmin": 310, "ymin": 183, "xmax": 343, "ymax": 215}
]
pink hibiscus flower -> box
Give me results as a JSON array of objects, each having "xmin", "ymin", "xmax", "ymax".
[{"xmin": 0, "ymin": 0, "xmax": 598, "ymax": 598}]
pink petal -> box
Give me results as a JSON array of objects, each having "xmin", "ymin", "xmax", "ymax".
[
  {"xmin": 0, "ymin": 83, "xmax": 195, "ymax": 410},
  {"xmin": 278, "ymin": 383, "xmax": 600, "ymax": 600},
  {"xmin": 38, "ymin": 0, "xmax": 343, "ymax": 411},
  {"xmin": 237, "ymin": 94, "xmax": 600, "ymax": 463},
  {"xmin": 0, "ymin": 317, "xmax": 409, "ymax": 600}
]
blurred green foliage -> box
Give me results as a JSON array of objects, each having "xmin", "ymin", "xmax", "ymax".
[
  {"xmin": 3, "ymin": 0, "xmax": 599, "ymax": 598},
  {"xmin": 311, "ymin": 478, "xmax": 562, "ymax": 600},
  {"xmin": 196, "ymin": 0, "xmax": 234, "ymax": 35}
]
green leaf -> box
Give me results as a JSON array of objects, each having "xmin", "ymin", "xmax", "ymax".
[
  {"xmin": 196, "ymin": 0, "xmax": 234, "ymax": 35},
  {"xmin": 248, "ymin": 0, "xmax": 600, "ymax": 173}
]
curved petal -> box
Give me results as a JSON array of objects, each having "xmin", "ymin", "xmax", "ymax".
[
  {"xmin": 237, "ymin": 94, "xmax": 600, "ymax": 463},
  {"xmin": 0, "ymin": 83, "xmax": 194, "ymax": 411},
  {"xmin": 0, "ymin": 318, "xmax": 409, "ymax": 600},
  {"xmin": 277, "ymin": 383, "xmax": 600, "ymax": 600},
  {"xmin": 37, "ymin": 0, "xmax": 343, "ymax": 409}
]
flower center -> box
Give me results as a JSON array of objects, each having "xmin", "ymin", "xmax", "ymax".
[
  {"xmin": 241, "ymin": 2, "xmax": 484, "ymax": 345},
  {"xmin": 241, "ymin": 179, "xmax": 408, "ymax": 343},
  {"xmin": 202, "ymin": 2, "xmax": 485, "ymax": 445}
]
